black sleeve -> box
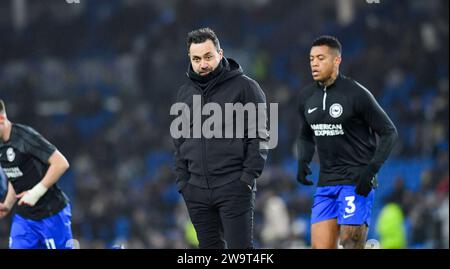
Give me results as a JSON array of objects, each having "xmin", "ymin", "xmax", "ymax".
[
  {"xmin": 354, "ymin": 83, "xmax": 398, "ymax": 170},
  {"xmin": 172, "ymin": 88, "xmax": 190, "ymax": 190},
  {"xmin": 240, "ymin": 79, "xmax": 269, "ymax": 184},
  {"xmin": 297, "ymin": 88, "xmax": 316, "ymax": 163},
  {"xmin": 173, "ymin": 137, "xmax": 190, "ymax": 190},
  {"xmin": 20, "ymin": 126, "xmax": 57, "ymax": 164}
]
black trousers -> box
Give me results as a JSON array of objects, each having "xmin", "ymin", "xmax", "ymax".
[{"xmin": 181, "ymin": 179, "xmax": 255, "ymax": 249}]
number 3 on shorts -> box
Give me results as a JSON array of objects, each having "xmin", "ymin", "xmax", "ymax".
[{"xmin": 345, "ymin": 196, "xmax": 356, "ymax": 214}]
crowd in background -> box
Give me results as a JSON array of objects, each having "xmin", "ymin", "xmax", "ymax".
[{"xmin": 0, "ymin": 0, "xmax": 448, "ymax": 248}]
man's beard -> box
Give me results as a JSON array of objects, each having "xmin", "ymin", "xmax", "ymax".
[{"xmin": 199, "ymin": 68, "xmax": 213, "ymax": 76}]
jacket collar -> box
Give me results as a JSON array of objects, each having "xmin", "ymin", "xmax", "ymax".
[{"xmin": 317, "ymin": 73, "xmax": 343, "ymax": 89}]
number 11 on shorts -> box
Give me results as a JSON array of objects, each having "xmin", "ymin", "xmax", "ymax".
[{"xmin": 45, "ymin": 238, "xmax": 56, "ymax": 249}]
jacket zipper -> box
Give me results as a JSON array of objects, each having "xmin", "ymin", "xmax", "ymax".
[
  {"xmin": 191, "ymin": 75, "xmax": 224, "ymax": 190},
  {"xmin": 322, "ymin": 86, "xmax": 327, "ymax": 110},
  {"xmin": 201, "ymin": 93, "xmax": 211, "ymax": 189}
]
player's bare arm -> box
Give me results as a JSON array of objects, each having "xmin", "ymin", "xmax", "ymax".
[
  {"xmin": 17, "ymin": 150, "xmax": 70, "ymax": 207},
  {"xmin": 0, "ymin": 182, "xmax": 17, "ymax": 218}
]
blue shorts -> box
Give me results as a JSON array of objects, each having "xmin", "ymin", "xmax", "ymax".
[
  {"xmin": 311, "ymin": 185, "xmax": 374, "ymax": 226},
  {"xmin": 9, "ymin": 204, "xmax": 73, "ymax": 249}
]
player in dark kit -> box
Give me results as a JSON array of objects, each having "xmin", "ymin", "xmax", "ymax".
[
  {"xmin": 0, "ymin": 99, "xmax": 73, "ymax": 249},
  {"xmin": 296, "ymin": 36, "xmax": 398, "ymax": 248}
]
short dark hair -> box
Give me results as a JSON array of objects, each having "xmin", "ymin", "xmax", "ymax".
[
  {"xmin": 312, "ymin": 35, "xmax": 342, "ymax": 55},
  {"xmin": 0, "ymin": 99, "xmax": 5, "ymax": 114},
  {"xmin": 187, "ymin": 27, "xmax": 221, "ymax": 53}
]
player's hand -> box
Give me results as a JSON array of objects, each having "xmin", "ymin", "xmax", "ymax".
[
  {"xmin": 16, "ymin": 191, "xmax": 33, "ymax": 206},
  {"xmin": 355, "ymin": 163, "xmax": 379, "ymax": 197},
  {"xmin": 297, "ymin": 161, "xmax": 313, "ymax": 185},
  {"xmin": 16, "ymin": 191, "xmax": 40, "ymax": 207},
  {"xmin": 0, "ymin": 203, "xmax": 11, "ymax": 218},
  {"xmin": 16, "ymin": 183, "xmax": 48, "ymax": 207}
]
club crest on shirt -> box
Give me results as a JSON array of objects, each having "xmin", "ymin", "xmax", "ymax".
[
  {"xmin": 329, "ymin": 103, "xmax": 343, "ymax": 118},
  {"xmin": 6, "ymin": 147, "xmax": 15, "ymax": 162}
]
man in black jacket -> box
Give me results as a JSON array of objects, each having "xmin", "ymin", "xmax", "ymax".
[
  {"xmin": 296, "ymin": 36, "xmax": 398, "ymax": 248},
  {"xmin": 172, "ymin": 28, "xmax": 268, "ymax": 249}
]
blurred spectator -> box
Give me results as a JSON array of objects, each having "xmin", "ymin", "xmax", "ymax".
[
  {"xmin": 261, "ymin": 191, "xmax": 290, "ymax": 248},
  {"xmin": 376, "ymin": 201, "xmax": 407, "ymax": 249}
]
